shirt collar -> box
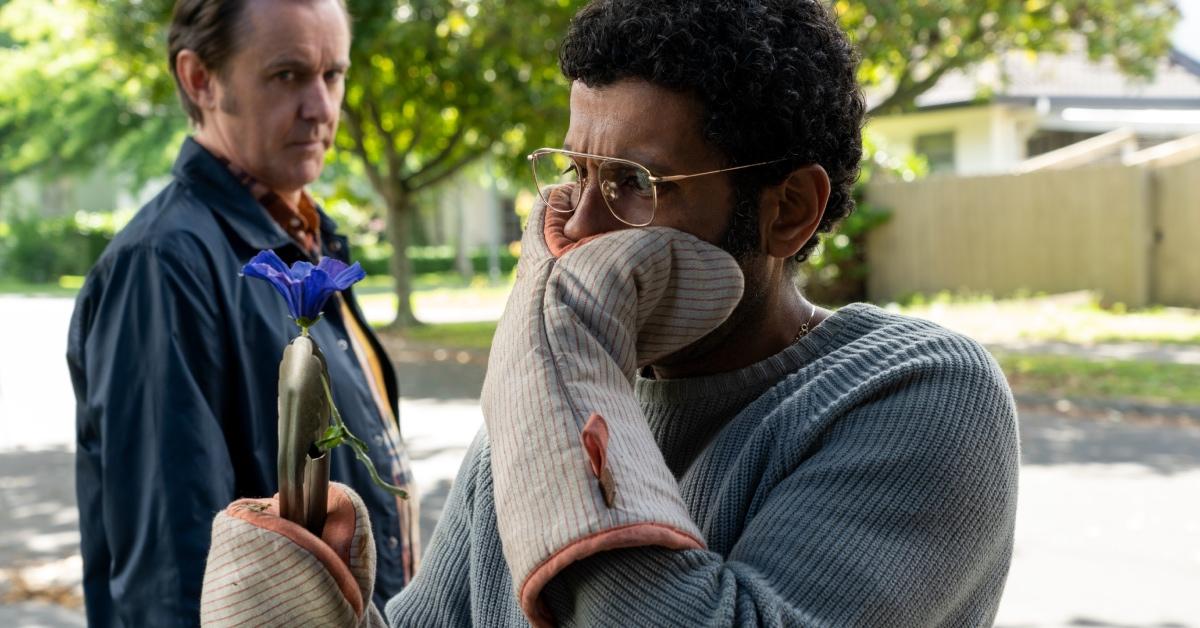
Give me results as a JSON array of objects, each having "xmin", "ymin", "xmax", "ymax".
[
  {"xmin": 171, "ymin": 137, "xmax": 293, "ymax": 252},
  {"xmin": 217, "ymin": 157, "xmax": 323, "ymax": 257}
]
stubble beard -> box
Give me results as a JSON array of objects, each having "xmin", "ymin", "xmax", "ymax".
[
  {"xmin": 218, "ymin": 80, "xmax": 240, "ymax": 116},
  {"xmin": 650, "ymin": 189, "xmax": 771, "ymax": 370}
]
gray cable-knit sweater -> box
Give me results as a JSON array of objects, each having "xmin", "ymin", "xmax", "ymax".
[{"xmin": 385, "ymin": 303, "xmax": 1019, "ymax": 626}]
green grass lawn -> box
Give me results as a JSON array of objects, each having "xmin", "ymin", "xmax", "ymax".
[
  {"xmin": 359, "ymin": 284, "xmax": 513, "ymax": 328},
  {"xmin": 897, "ymin": 291, "xmax": 1200, "ymax": 346},
  {"xmin": 399, "ymin": 321, "xmax": 498, "ymax": 350},
  {"xmin": 996, "ymin": 353, "xmax": 1200, "ymax": 406},
  {"xmin": 0, "ymin": 277, "xmax": 84, "ymax": 297},
  {"xmin": 356, "ymin": 271, "xmax": 513, "ymax": 294}
]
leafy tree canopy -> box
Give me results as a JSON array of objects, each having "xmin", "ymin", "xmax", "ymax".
[
  {"xmin": 3, "ymin": 0, "xmax": 1180, "ymax": 183},
  {"xmin": 2, "ymin": 0, "xmax": 581, "ymax": 325},
  {"xmin": 0, "ymin": 0, "xmax": 1181, "ymax": 323},
  {"xmin": 0, "ymin": 0, "xmax": 184, "ymax": 185},
  {"xmin": 840, "ymin": 0, "xmax": 1181, "ymax": 115}
]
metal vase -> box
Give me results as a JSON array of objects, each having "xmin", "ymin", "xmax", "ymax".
[{"xmin": 277, "ymin": 335, "xmax": 332, "ymax": 537}]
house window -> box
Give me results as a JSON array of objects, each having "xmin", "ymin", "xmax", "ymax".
[
  {"xmin": 1026, "ymin": 130, "xmax": 1098, "ymax": 158},
  {"xmin": 915, "ymin": 131, "xmax": 956, "ymax": 174}
]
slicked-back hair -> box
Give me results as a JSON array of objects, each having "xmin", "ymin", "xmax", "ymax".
[
  {"xmin": 168, "ymin": 0, "xmax": 253, "ymax": 125},
  {"xmin": 559, "ymin": 0, "xmax": 866, "ymax": 262},
  {"xmin": 167, "ymin": 0, "xmax": 349, "ymax": 125}
]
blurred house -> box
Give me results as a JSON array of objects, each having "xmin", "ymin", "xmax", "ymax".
[
  {"xmin": 861, "ymin": 44, "xmax": 1200, "ymax": 308},
  {"xmin": 418, "ymin": 168, "xmax": 521, "ymax": 252},
  {"xmin": 868, "ymin": 46, "xmax": 1200, "ymax": 175}
]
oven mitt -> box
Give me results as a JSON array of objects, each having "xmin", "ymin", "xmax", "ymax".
[
  {"xmin": 200, "ymin": 483, "xmax": 386, "ymax": 627},
  {"xmin": 482, "ymin": 191, "xmax": 745, "ymax": 626}
]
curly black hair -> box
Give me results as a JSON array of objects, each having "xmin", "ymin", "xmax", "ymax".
[{"xmin": 559, "ymin": 0, "xmax": 865, "ymax": 262}]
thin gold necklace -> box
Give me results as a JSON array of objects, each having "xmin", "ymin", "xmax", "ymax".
[{"xmin": 792, "ymin": 301, "xmax": 818, "ymax": 345}]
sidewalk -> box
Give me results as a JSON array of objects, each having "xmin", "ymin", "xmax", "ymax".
[{"xmin": 996, "ymin": 411, "xmax": 1200, "ymax": 627}]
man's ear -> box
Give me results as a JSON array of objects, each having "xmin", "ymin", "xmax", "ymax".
[
  {"xmin": 175, "ymin": 50, "xmax": 219, "ymax": 120},
  {"xmin": 758, "ymin": 164, "xmax": 831, "ymax": 259}
]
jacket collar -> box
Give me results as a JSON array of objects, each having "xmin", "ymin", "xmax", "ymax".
[{"xmin": 171, "ymin": 137, "xmax": 294, "ymax": 252}]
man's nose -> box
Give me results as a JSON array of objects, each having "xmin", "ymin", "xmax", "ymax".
[
  {"xmin": 299, "ymin": 79, "xmax": 338, "ymax": 124},
  {"xmin": 562, "ymin": 180, "xmax": 630, "ymax": 241}
]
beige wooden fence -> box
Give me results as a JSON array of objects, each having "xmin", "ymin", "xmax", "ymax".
[
  {"xmin": 1153, "ymin": 158, "xmax": 1200, "ymax": 307},
  {"xmin": 864, "ymin": 160, "xmax": 1199, "ymax": 308}
]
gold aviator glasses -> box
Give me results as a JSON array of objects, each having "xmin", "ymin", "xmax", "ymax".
[{"xmin": 528, "ymin": 148, "xmax": 787, "ymax": 227}]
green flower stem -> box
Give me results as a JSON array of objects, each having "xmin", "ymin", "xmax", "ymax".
[{"xmin": 315, "ymin": 371, "xmax": 409, "ymax": 499}]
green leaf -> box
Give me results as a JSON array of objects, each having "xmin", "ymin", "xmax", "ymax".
[{"xmin": 319, "ymin": 368, "xmax": 408, "ymax": 499}]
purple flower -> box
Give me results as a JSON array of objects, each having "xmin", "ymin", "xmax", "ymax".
[{"xmin": 241, "ymin": 250, "xmax": 366, "ymax": 328}]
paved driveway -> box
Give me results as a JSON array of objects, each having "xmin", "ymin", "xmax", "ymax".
[{"xmin": 996, "ymin": 414, "xmax": 1200, "ymax": 627}]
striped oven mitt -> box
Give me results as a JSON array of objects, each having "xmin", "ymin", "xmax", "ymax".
[
  {"xmin": 200, "ymin": 483, "xmax": 386, "ymax": 627},
  {"xmin": 482, "ymin": 191, "xmax": 745, "ymax": 626}
]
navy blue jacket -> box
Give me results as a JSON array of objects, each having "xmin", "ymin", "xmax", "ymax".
[{"xmin": 67, "ymin": 138, "xmax": 412, "ymax": 627}]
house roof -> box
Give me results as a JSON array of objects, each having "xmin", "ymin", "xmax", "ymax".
[{"xmin": 909, "ymin": 46, "xmax": 1200, "ymax": 110}]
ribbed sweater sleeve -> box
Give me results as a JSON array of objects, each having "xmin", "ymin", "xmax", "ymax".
[
  {"xmin": 386, "ymin": 430, "xmax": 531, "ymax": 627},
  {"xmin": 541, "ymin": 334, "xmax": 1019, "ymax": 627},
  {"xmin": 384, "ymin": 431, "xmax": 485, "ymax": 626}
]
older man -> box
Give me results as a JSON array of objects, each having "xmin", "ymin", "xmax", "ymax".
[
  {"xmin": 201, "ymin": 0, "xmax": 1019, "ymax": 626},
  {"xmin": 67, "ymin": 1, "xmax": 416, "ymax": 625}
]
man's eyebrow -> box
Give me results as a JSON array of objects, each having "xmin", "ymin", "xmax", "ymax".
[
  {"xmin": 626, "ymin": 152, "xmax": 675, "ymax": 176},
  {"xmin": 265, "ymin": 57, "xmax": 313, "ymax": 71},
  {"xmin": 561, "ymin": 143, "xmax": 676, "ymax": 175},
  {"xmin": 264, "ymin": 57, "xmax": 350, "ymax": 73}
]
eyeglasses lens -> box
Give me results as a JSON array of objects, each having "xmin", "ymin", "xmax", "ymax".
[
  {"xmin": 531, "ymin": 152, "xmax": 656, "ymax": 226},
  {"xmin": 597, "ymin": 161, "xmax": 655, "ymax": 226},
  {"xmin": 531, "ymin": 152, "xmax": 579, "ymax": 213}
]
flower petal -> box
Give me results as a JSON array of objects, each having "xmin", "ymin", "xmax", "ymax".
[
  {"xmin": 245, "ymin": 250, "xmax": 291, "ymax": 275},
  {"xmin": 288, "ymin": 260, "xmax": 315, "ymax": 281},
  {"xmin": 288, "ymin": 280, "xmax": 305, "ymax": 321},
  {"xmin": 331, "ymin": 262, "xmax": 366, "ymax": 290},
  {"xmin": 241, "ymin": 251, "xmax": 301, "ymax": 318},
  {"xmin": 316, "ymin": 256, "xmax": 349, "ymax": 277},
  {"xmin": 299, "ymin": 266, "xmax": 340, "ymax": 321},
  {"xmin": 240, "ymin": 250, "xmax": 364, "ymax": 326}
]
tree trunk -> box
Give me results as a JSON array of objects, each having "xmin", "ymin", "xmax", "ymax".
[
  {"xmin": 453, "ymin": 185, "xmax": 474, "ymax": 280},
  {"xmin": 487, "ymin": 170, "xmax": 502, "ymax": 284},
  {"xmin": 386, "ymin": 195, "xmax": 421, "ymax": 329}
]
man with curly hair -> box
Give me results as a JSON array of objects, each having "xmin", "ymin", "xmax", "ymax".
[{"xmin": 201, "ymin": 1, "xmax": 1019, "ymax": 625}]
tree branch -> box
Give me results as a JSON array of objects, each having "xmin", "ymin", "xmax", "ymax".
[
  {"xmin": 868, "ymin": 60, "xmax": 914, "ymax": 117},
  {"xmin": 409, "ymin": 148, "xmax": 486, "ymax": 193},
  {"xmin": 868, "ymin": 58, "xmax": 961, "ymax": 116},
  {"xmin": 867, "ymin": 4, "xmax": 994, "ymax": 116},
  {"xmin": 342, "ymin": 104, "xmax": 394, "ymax": 206},
  {"xmin": 409, "ymin": 122, "xmax": 468, "ymax": 185},
  {"xmin": 364, "ymin": 97, "xmax": 403, "ymax": 186},
  {"xmin": 394, "ymin": 109, "xmax": 425, "ymax": 169}
]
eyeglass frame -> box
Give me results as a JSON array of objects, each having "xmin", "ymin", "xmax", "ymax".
[{"xmin": 527, "ymin": 147, "xmax": 788, "ymax": 227}]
